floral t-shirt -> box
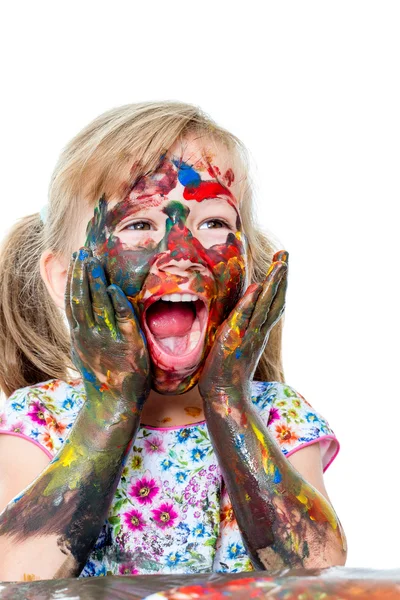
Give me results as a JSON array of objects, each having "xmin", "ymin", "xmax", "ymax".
[{"xmin": 0, "ymin": 379, "xmax": 338, "ymax": 576}]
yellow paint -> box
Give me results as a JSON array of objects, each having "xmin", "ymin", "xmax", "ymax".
[
  {"xmin": 223, "ymin": 394, "xmax": 230, "ymax": 416},
  {"xmin": 61, "ymin": 445, "xmax": 80, "ymax": 468},
  {"xmin": 296, "ymin": 492, "xmax": 312, "ymax": 510},
  {"xmin": 250, "ymin": 421, "xmax": 279, "ymax": 481},
  {"xmin": 266, "ymin": 263, "xmax": 275, "ymax": 276},
  {"xmin": 23, "ymin": 573, "xmax": 38, "ymax": 582},
  {"xmin": 104, "ymin": 313, "xmax": 118, "ymax": 340},
  {"xmin": 296, "ymin": 487, "xmax": 338, "ymax": 530}
]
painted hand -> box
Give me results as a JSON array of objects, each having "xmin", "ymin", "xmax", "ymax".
[
  {"xmin": 65, "ymin": 247, "xmax": 151, "ymax": 404},
  {"xmin": 198, "ymin": 251, "xmax": 288, "ymax": 400}
]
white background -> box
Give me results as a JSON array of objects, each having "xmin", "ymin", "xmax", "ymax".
[{"xmin": 1, "ymin": 1, "xmax": 399, "ymax": 569}]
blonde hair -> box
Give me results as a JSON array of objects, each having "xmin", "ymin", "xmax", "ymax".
[{"xmin": 0, "ymin": 101, "xmax": 284, "ymax": 398}]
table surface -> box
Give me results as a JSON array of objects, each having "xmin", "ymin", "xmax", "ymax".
[{"xmin": 1, "ymin": 567, "xmax": 400, "ymax": 599}]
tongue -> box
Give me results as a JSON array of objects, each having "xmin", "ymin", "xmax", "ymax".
[{"xmin": 147, "ymin": 301, "xmax": 195, "ymax": 338}]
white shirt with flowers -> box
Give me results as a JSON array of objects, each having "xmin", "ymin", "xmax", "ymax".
[{"xmin": 0, "ymin": 379, "xmax": 338, "ymax": 576}]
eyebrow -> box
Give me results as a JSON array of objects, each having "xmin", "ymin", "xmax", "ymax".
[
  {"xmin": 106, "ymin": 179, "xmax": 239, "ymax": 228},
  {"xmin": 105, "ymin": 195, "xmax": 164, "ymax": 228}
]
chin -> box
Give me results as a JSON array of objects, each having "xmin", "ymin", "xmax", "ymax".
[{"xmin": 151, "ymin": 365, "xmax": 203, "ymax": 395}]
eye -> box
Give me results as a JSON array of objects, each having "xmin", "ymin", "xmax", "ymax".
[
  {"xmin": 198, "ymin": 219, "xmax": 230, "ymax": 230},
  {"xmin": 123, "ymin": 221, "xmax": 153, "ymax": 231}
]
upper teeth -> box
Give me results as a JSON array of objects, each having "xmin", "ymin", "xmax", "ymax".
[{"xmin": 161, "ymin": 293, "xmax": 199, "ymax": 302}]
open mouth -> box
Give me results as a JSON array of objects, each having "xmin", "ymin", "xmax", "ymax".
[{"xmin": 143, "ymin": 293, "xmax": 208, "ymax": 370}]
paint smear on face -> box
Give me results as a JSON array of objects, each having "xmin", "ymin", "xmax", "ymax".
[{"xmin": 85, "ymin": 153, "xmax": 247, "ymax": 394}]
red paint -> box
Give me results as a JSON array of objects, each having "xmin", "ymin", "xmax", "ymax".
[
  {"xmin": 183, "ymin": 181, "xmax": 233, "ymax": 203},
  {"xmin": 207, "ymin": 163, "xmax": 221, "ymax": 178},
  {"xmin": 224, "ymin": 168, "xmax": 235, "ymax": 187}
]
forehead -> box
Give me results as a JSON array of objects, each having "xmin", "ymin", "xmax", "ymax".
[
  {"xmin": 167, "ymin": 135, "xmax": 239, "ymax": 181},
  {"xmin": 79, "ymin": 137, "xmax": 244, "ymax": 243},
  {"xmin": 107, "ymin": 135, "xmax": 243, "ymax": 210}
]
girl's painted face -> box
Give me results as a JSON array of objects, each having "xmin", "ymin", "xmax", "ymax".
[{"xmin": 85, "ymin": 138, "xmax": 248, "ymax": 394}]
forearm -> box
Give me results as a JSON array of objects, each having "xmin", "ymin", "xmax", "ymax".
[
  {"xmin": 0, "ymin": 381, "xmax": 142, "ymax": 580},
  {"xmin": 204, "ymin": 390, "xmax": 346, "ymax": 571}
]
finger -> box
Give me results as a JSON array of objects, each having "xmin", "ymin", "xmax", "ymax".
[
  {"xmin": 86, "ymin": 257, "xmax": 117, "ymax": 335},
  {"xmin": 249, "ymin": 263, "xmax": 287, "ymax": 332},
  {"xmin": 70, "ymin": 247, "xmax": 95, "ymax": 328},
  {"xmin": 64, "ymin": 253, "xmax": 76, "ymax": 327},
  {"xmin": 263, "ymin": 268, "xmax": 288, "ymax": 331},
  {"xmin": 108, "ymin": 285, "xmax": 144, "ymax": 341},
  {"xmin": 220, "ymin": 283, "xmax": 262, "ymax": 340}
]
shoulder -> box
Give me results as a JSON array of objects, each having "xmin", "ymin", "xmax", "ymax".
[
  {"xmin": 250, "ymin": 380, "xmax": 339, "ymax": 472},
  {"xmin": 0, "ymin": 378, "xmax": 85, "ymax": 456}
]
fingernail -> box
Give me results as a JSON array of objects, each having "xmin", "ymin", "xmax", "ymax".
[{"xmin": 72, "ymin": 251, "xmax": 77, "ymax": 260}]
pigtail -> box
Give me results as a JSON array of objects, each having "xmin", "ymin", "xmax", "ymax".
[{"xmin": 0, "ymin": 214, "xmax": 72, "ymax": 398}]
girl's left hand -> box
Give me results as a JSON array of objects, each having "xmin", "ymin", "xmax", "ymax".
[{"xmin": 199, "ymin": 251, "xmax": 288, "ymax": 401}]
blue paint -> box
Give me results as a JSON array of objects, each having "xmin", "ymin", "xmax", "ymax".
[
  {"xmin": 273, "ymin": 467, "xmax": 282, "ymax": 484},
  {"xmin": 91, "ymin": 264, "xmax": 106, "ymax": 282},
  {"xmin": 235, "ymin": 348, "xmax": 242, "ymax": 359},
  {"xmin": 173, "ymin": 159, "xmax": 201, "ymax": 188},
  {"xmin": 81, "ymin": 367, "xmax": 96, "ymax": 384},
  {"xmin": 78, "ymin": 248, "xmax": 89, "ymax": 260},
  {"xmin": 235, "ymin": 433, "xmax": 245, "ymax": 450}
]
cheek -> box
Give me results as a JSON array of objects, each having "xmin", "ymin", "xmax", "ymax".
[
  {"xmin": 202, "ymin": 234, "xmax": 247, "ymax": 316},
  {"xmin": 209, "ymin": 234, "xmax": 248, "ymax": 295},
  {"xmin": 94, "ymin": 235, "xmax": 158, "ymax": 297},
  {"xmin": 194, "ymin": 229, "xmax": 232, "ymax": 249}
]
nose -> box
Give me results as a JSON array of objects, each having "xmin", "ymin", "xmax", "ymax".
[
  {"xmin": 155, "ymin": 257, "xmax": 208, "ymax": 277},
  {"xmin": 154, "ymin": 220, "xmax": 209, "ymax": 276}
]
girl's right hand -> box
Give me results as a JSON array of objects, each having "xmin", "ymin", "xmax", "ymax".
[{"xmin": 65, "ymin": 247, "xmax": 150, "ymax": 405}]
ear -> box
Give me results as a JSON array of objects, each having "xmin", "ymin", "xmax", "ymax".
[{"xmin": 40, "ymin": 250, "xmax": 69, "ymax": 310}]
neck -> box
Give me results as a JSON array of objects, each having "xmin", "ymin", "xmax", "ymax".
[{"xmin": 140, "ymin": 384, "xmax": 205, "ymax": 428}]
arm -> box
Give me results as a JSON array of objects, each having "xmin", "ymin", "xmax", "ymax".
[
  {"xmin": 199, "ymin": 253, "xmax": 346, "ymax": 571},
  {"xmin": 0, "ymin": 248, "xmax": 150, "ymax": 581},
  {"xmin": 288, "ymin": 443, "xmax": 332, "ymax": 501}
]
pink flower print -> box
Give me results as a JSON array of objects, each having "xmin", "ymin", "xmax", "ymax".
[
  {"xmin": 123, "ymin": 509, "xmax": 146, "ymax": 532},
  {"xmin": 144, "ymin": 436, "xmax": 165, "ymax": 454},
  {"xmin": 0, "ymin": 413, "xmax": 6, "ymax": 428},
  {"xmin": 268, "ymin": 407, "xmax": 281, "ymax": 425},
  {"xmin": 27, "ymin": 402, "xmax": 47, "ymax": 426},
  {"xmin": 152, "ymin": 503, "xmax": 178, "ymax": 529},
  {"xmin": 129, "ymin": 476, "xmax": 159, "ymax": 505},
  {"xmin": 10, "ymin": 421, "xmax": 26, "ymax": 434},
  {"xmin": 119, "ymin": 563, "xmax": 139, "ymax": 575}
]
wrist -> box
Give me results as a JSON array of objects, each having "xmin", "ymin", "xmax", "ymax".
[{"xmin": 201, "ymin": 383, "xmax": 251, "ymax": 407}]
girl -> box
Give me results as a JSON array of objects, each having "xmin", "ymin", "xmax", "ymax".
[{"xmin": 0, "ymin": 102, "xmax": 346, "ymax": 581}]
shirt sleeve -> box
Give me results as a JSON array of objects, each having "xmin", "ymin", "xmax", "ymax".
[
  {"xmin": 0, "ymin": 379, "xmax": 83, "ymax": 458},
  {"xmin": 251, "ymin": 381, "xmax": 339, "ymax": 472}
]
